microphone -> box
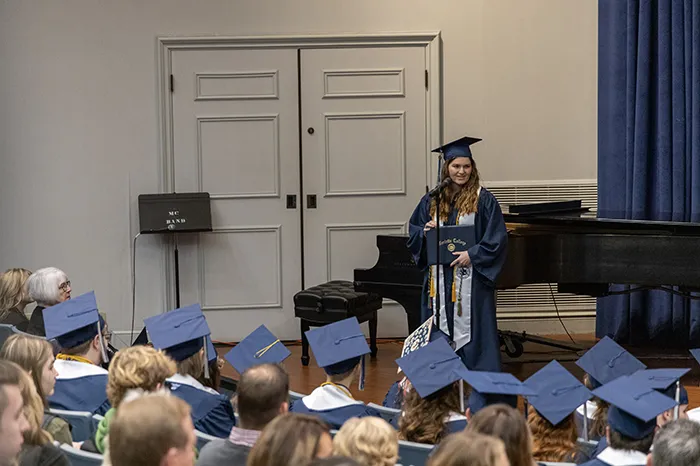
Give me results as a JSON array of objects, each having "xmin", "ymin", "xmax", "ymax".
[{"xmin": 428, "ymin": 178, "xmax": 452, "ymax": 198}]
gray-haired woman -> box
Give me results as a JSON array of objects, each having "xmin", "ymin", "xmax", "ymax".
[{"xmin": 26, "ymin": 267, "xmax": 71, "ymax": 336}]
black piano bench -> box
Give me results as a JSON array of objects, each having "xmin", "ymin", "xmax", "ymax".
[{"xmin": 293, "ymin": 280, "xmax": 381, "ymax": 366}]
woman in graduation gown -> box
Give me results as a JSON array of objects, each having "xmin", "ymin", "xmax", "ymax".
[{"xmin": 407, "ymin": 136, "xmax": 508, "ymax": 371}]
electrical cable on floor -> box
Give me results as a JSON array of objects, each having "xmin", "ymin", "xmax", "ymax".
[{"xmin": 549, "ymin": 283, "xmax": 577, "ymax": 346}]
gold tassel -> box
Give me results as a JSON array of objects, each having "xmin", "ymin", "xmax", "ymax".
[
  {"xmin": 451, "ymin": 268, "xmax": 457, "ymax": 303},
  {"xmin": 429, "ymin": 267, "xmax": 435, "ymax": 298}
]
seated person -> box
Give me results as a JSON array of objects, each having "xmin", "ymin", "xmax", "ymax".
[
  {"xmin": 289, "ymin": 317, "xmax": 380, "ymax": 428},
  {"xmin": 578, "ymin": 375, "xmax": 678, "ymax": 466},
  {"xmin": 81, "ymin": 345, "xmax": 177, "ymax": 454},
  {"xmin": 109, "ymin": 392, "xmax": 196, "ymax": 466},
  {"xmin": 525, "ymin": 360, "xmax": 592, "ymax": 464},
  {"xmin": 0, "ymin": 268, "xmax": 33, "ymax": 332},
  {"xmin": 463, "ymin": 369, "xmax": 533, "ymax": 420},
  {"xmin": 428, "ymin": 431, "xmax": 509, "ymax": 466},
  {"xmin": 44, "ymin": 291, "xmax": 111, "ymax": 415},
  {"xmin": 144, "ymin": 304, "xmax": 235, "ymax": 438},
  {"xmin": 333, "ymin": 417, "xmax": 398, "ymax": 466},
  {"xmin": 393, "ymin": 338, "xmax": 469, "ymax": 444},
  {"xmin": 466, "ymin": 404, "xmax": 537, "ymax": 466},
  {"xmin": 0, "ymin": 361, "xmax": 31, "ymax": 465},
  {"xmin": 26, "ymin": 267, "xmax": 72, "ymax": 336},
  {"xmin": 574, "ymin": 336, "xmax": 645, "ymax": 441}
]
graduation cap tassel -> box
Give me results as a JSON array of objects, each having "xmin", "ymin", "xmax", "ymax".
[
  {"xmin": 359, "ymin": 354, "xmax": 366, "ymax": 391},
  {"xmin": 582, "ymin": 402, "xmax": 589, "ymax": 442},
  {"xmin": 459, "ymin": 380, "xmax": 465, "ymax": 414},
  {"xmin": 203, "ymin": 337, "xmax": 210, "ymax": 379},
  {"xmin": 674, "ymin": 381, "xmax": 680, "ymax": 420}
]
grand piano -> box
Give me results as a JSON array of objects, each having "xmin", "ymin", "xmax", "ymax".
[{"xmin": 354, "ymin": 201, "xmax": 700, "ymax": 354}]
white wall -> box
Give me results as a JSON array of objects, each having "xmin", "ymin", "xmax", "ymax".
[{"xmin": 0, "ymin": 0, "xmax": 598, "ymax": 340}]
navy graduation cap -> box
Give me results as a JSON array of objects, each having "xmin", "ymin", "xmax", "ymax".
[
  {"xmin": 44, "ymin": 291, "xmax": 106, "ymax": 354},
  {"xmin": 626, "ymin": 368, "xmax": 689, "ymax": 404},
  {"xmin": 395, "ymin": 337, "xmax": 468, "ymax": 399},
  {"xmin": 524, "ymin": 360, "xmax": 593, "ymax": 426},
  {"xmin": 305, "ymin": 317, "xmax": 370, "ymax": 390},
  {"xmin": 225, "ymin": 324, "xmax": 291, "ymax": 375},
  {"xmin": 432, "ymin": 136, "xmax": 482, "ymax": 161},
  {"xmin": 206, "ymin": 337, "xmax": 217, "ymax": 363},
  {"xmin": 465, "ymin": 370, "xmax": 534, "ymax": 414},
  {"xmin": 144, "ymin": 304, "xmax": 211, "ymax": 365},
  {"xmin": 575, "ymin": 336, "xmax": 646, "ymax": 387},
  {"xmin": 689, "ymin": 348, "xmax": 700, "ymax": 366},
  {"xmin": 593, "ymin": 375, "xmax": 677, "ymax": 439}
]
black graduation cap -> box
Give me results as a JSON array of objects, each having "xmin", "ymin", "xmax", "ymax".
[{"xmin": 432, "ymin": 136, "xmax": 482, "ymax": 161}]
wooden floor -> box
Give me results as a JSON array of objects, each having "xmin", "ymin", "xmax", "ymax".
[{"xmin": 217, "ymin": 333, "xmax": 700, "ymax": 408}]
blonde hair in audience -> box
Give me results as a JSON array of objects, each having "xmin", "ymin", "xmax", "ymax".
[
  {"xmin": 0, "ymin": 268, "xmax": 32, "ymax": 314},
  {"xmin": 399, "ymin": 383, "xmax": 462, "ymax": 444},
  {"xmin": 248, "ymin": 413, "xmax": 331, "ymax": 466},
  {"xmin": 16, "ymin": 368, "xmax": 52, "ymax": 446},
  {"xmin": 527, "ymin": 409, "xmax": 580, "ymax": 463},
  {"xmin": 0, "ymin": 334, "xmax": 54, "ymax": 406},
  {"xmin": 466, "ymin": 404, "xmax": 535, "ymax": 466},
  {"xmin": 107, "ymin": 345, "xmax": 177, "ymax": 408},
  {"xmin": 109, "ymin": 393, "xmax": 191, "ymax": 466},
  {"xmin": 177, "ymin": 347, "xmax": 205, "ymax": 379},
  {"xmin": 428, "ymin": 431, "xmax": 508, "ymax": 466},
  {"xmin": 333, "ymin": 417, "xmax": 398, "ymax": 466}
]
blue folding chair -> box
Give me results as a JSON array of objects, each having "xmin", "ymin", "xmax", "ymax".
[
  {"xmin": 397, "ymin": 439, "xmax": 434, "ymax": 466},
  {"xmin": 59, "ymin": 444, "xmax": 103, "ymax": 466},
  {"xmin": 48, "ymin": 409, "xmax": 96, "ymax": 442},
  {"xmin": 0, "ymin": 324, "xmax": 13, "ymax": 348},
  {"xmin": 368, "ymin": 402, "xmax": 401, "ymax": 423},
  {"xmin": 289, "ymin": 390, "xmax": 306, "ymax": 402}
]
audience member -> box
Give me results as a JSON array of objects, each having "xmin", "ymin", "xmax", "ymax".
[
  {"xmin": 26, "ymin": 268, "xmax": 71, "ymax": 337},
  {"xmin": 144, "ymin": 304, "xmax": 235, "ymax": 438},
  {"xmin": 0, "ymin": 335, "xmax": 72, "ymax": 445},
  {"xmin": 332, "ymin": 417, "xmax": 398, "ymax": 466},
  {"xmin": 43, "ymin": 292, "xmax": 111, "ymax": 416},
  {"xmin": 0, "ymin": 268, "xmax": 33, "ymax": 332},
  {"xmin": 81, "ymin": 345, "xmax": 177, "ymax": 455},
  {"xmin": 197, "ymin": 363, "xmax": 289, "ymax": 466},
  {"xmin": 524, "ymin": 361, "xmax": 590, "ymax": 464},
  {"xmin": 14, "ymin": 368, "xmax": 69, "ymax": 466},
  {"xmin": 649, "ymin": 419, "xmax": 700, "ymax": 466},
  {"xmin": 579, "ymin": 373, "xmax": 609, "ymax": 441},
  {"xmin": 247, "ymin": 413, "xmax": 333, "ymax": 466},
  {"xmin": 0, "ymin": 361, "xmax": 30, "ymax": 466},
  {"xmin": 290, "ymin": 318, "xmax": 380, "ymax": 428},
  {"xmin": 428, "ymin": 431, "xmax": 510, "ymax": 466},
  {"xmin": 109, "ymin": 393, "xmax": 196, "ymax": 466},
  {"xmin": 464, "ymin": 372, "xmax": 532, "ymax": 421},
  {"xmin": 466, "ymin": 404, "xmax": 537, "ymax": 466},
  {"xmin": 394, "ymin": 339, "xmax": 468, "ymax": 444}
]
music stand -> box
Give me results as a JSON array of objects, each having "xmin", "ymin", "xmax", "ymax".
[{"xmin": 138, "ymin": 192, "xmax": 213, "ymax": 307}]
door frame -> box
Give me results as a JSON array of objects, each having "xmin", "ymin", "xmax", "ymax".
[{"xmin": 156, "ymin": 32, "xmax": 443, "ymax": 311}]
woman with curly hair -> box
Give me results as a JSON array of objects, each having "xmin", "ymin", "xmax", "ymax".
[
  {"xmin": 407, "ymin": 136, "xmax": 508, "ymax": 371},
  {"xmin": 0, "ymin": 335, "xmax": 72, "ymax": 445},
  {"xmin": 0, "ymin": 268, "xmax": 33, "ymax": 332},
  {"xmin": 528, "ymin": 410, "xmax": 588, "ymax": 464},
  {"xmin": 80, "ymin": 345, "xmax": 177, "ymax": 455},
  {"xmin": 333, "ymin": 417, "xmax": 398, "ymax": 466}
]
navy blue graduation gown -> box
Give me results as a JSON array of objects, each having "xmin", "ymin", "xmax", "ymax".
[
  {"xmin": 407, "ymin": 188, "xmax": 508, "ymax": 371},
  {"xmin": 289, "ymin": 384, "xmax": 381, "ymax": 429},
  {"xmin": 383, "ymin": 381, "xmax": 403, "ymax": 409},
  {"xmin": 167, "ymin": 374, "xmax": 235, "ymax": 438},
  {"xmin": 48, "ymin": 359, "xmax": 111, "ymax": 416},
  {"xmin": 578, "ymin": 447, "xmax": 647, "ymax": 466}
]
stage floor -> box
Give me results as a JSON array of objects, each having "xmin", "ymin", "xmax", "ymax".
[{"xmin": 218, "ymin": 333, "xmax": 700, "ymax": 408}]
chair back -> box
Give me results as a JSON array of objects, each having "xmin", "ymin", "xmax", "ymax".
[
  {"xmin": 396, "ymin": 439, "xmax": 434, "ymax": 466},
  {"xmin": 0, "ymin": 324, "xmax": 13, "ymax": 348},
  {"xmin": 289, "ymin": 390, "xmax": 306, "ymax": 402},
  {"xmin": 367, "ymin": 402, "xmax": 400, "ymax": 423},
  {"xmin": 195, "ymin": 430, "xmax": 219, "ymax": 451},
  {"xmin": 59, "ymin": 444, "xmax": 103, "ymax": 466},
  {"xmin": 48, "ymin": 408, "xmax": 97, "ymax": 442}
]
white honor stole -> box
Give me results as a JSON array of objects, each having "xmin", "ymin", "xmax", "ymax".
[{"xmin": 430, "ymin": 187, "xmax": 480, "ymax": 351}]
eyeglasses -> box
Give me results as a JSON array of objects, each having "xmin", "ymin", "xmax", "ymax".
[{"xmin": 58, "ymin": 281, "xmax": 71, "ymax": 291}]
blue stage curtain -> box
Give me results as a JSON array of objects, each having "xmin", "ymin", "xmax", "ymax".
[{"xmin": 597, "ymin": 0, "xmax": 700, "ymax": 347}]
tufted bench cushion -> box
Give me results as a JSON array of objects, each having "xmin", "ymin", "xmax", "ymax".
[{"xmin": 294, "ymin": 280, "xmax": 381, "ymax": 366}]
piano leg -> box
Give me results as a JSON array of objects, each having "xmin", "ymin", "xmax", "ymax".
[
  {"xmin": 391, "ymin": 295, "xmax": 423, "ymax": 334},
  {"xmin": 369, "ymin": 312, "xmax": 378, "ymax": 358}
]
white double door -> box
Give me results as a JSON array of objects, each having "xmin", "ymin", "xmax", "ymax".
[{"xmin": 171, "ymin": 46, "xmax": 427, "ymax": 341}]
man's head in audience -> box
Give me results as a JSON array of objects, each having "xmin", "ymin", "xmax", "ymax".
[
  {"xmin": 238, "ymin": 363, "xmax": 289, "ymax": 431},
  {"xmin": 57, "ymin": 316, "xmax": 112, "ymax": 366},
  {"xmin": 109, "ymin": 393, "xmax": 196, "ymax": 466},
  {"xmin": 648, "ymin": 419, "xmax": 700, "ymax": 466},
  {"xmin": 657, "ymin": 386, "xmax": 689, "ymax": 427},
  {"xmin": 324, "ymin": 357, "xmax": 361, "ymax": 389},
  {"xmin": 106, "ymin": 345, "xmax": 177, "ymax": 409},
  {"xmin": 606, "ymin": 406, "xmax": 655, "ymax": 455},
  {"xmin": 0, "ymin": 361, "xmax": 30, "ymax": 463}
]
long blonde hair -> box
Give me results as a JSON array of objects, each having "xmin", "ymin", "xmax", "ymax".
[
  {"xmin": 0, "ymin": 334, "xmax": 54, "ymax": 406},
  {"xmin": 0, "ymin": 268, "xmax": 32, "ymax": 315},
  {"xmin": 333, "ymin": 417, "xmax": 399, "ymax": 466},
  {"xmin": 177, "ymin": 348, "xmax": 205, "ymax": 379},
  {"xmin": 107, "ymin": 346, "xmax": 177, "ymax": 409},
  {"xmin": 430, "ymin": 158, "xmax": 481, "ymax": 222},
  {"xmin": 17, "ymin": 367, "xmax": 52, "ymax": 445}
]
